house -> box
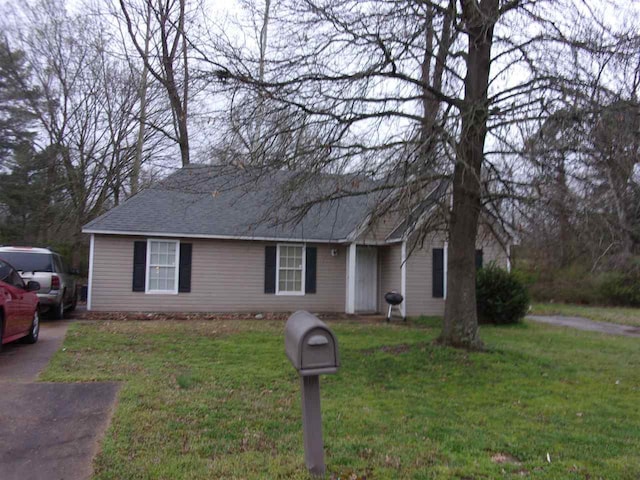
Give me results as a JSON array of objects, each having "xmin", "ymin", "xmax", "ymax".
[{"xmin": 82, "ymin": 165, "xmax": 510, "ymax": 316}]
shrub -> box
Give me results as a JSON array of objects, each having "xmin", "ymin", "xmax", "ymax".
[
  {"xmin": 600, "ymin": 271, "xmax": 640, "ymax": 307},
  {"xmin": 476, "ymin": 264, "xmax": 530, "ymax": 325},
  {"xmin": 524, "ymin": 263, "xmax": 602, "ymax": 304},
  {"xmin": 511, "ymin": 267, "xmax": 538, "ymax": 288},
  {"xmin": 514, "ymin": 253, "xmax": 640, "ymax": 307}
]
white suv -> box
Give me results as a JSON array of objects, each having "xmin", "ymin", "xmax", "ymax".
[{"xmin": 0, "ymin": 247, "xmax": 78, "ymax": 319}]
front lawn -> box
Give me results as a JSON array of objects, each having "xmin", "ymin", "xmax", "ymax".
[
  {"xmin": 41, "ymin": 318, "xmax": 640, "ymax": 479},
  {"xmin": 531, "ymin": 302, "xmax": 640, "ymax": 328}
]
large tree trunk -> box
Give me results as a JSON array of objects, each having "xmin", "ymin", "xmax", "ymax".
[
  {"xmin": 171, "ymin": 72, "xmax": 190, "ymax": 167},
  {"xmin": 439, "ymin": 0, "xmax": 498, "ymax": 350}
]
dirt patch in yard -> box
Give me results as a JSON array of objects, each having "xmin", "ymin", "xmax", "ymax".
[
  {"xmin": 83, "ymin": 319, "xmax": 253, "ymax": 338},
  {"xmin": 77, "ymin": 311, "xmax": 290, "ymax": 321},
  {"xmin": 491, "ymin": 452, "xmax": 521, "ymax": 465},
  {"xmin": 331, "ymin": 468, "xmax": 372, "ymax": 480},
  {"xmin": 74, "ymin": 311, "xmax": 365, "ymax": 322},
  {"xmin": 361, "ymin": 342, "xmax": 426, "ymax": 356}
]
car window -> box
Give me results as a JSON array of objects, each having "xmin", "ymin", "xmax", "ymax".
[
  {"xmin": 0, "ymin": 260, "xmax": 24, "ymax": 288},
  {"xmin": 0, "ymin": 260, "xmax": 11, "ymax": 283},
  {"xmin": 0, "ymin": 252, "xmax": 53, "ymax": 272},
  {"xmin": 8, "ymin": 270, "xmax": 24, "ymax": 289}
]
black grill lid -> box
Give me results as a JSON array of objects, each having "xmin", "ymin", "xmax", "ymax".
[{"xmin": 384, "ymin": 291, "xmax": 403, "ymax": 305}]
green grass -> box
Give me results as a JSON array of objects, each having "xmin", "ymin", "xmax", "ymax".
[
  {"xmin": 531, "ymin": 302, "xmax": 640, "ymax": 328},
  {"xmin": 41, "ymin": 318, "xmax": 640, "ymax": 479}
]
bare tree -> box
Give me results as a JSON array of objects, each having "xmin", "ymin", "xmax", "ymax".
[
  {"xmin": 202, "ymin": 0, "xmax": 639, "ymax": 349},
  {"xmin": 120, "ymin": 0, "xmax": 194, "ymax": 167},
  {"xmin": 1, "ymin": 0, "xmax": 171, "ymax": 258},
  {"xmin": 525, "ymin": 98, "xmax": 640, "ymax": 274},
  {"xmin": 522, "ymin": 17, "xmax": 640, "ymax": 276},
  {"xmin": 131, "ymin": 1, "xmax": 153, "ymax": 195}
]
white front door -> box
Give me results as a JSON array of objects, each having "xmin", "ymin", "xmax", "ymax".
[{"xmin": 355, "ymin": 246, "xmax": 378, "ymax": 312}]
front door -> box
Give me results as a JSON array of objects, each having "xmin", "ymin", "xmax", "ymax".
[{"xmin": 355, "ymin": 246, "xmax": 378, "ymax": 312}]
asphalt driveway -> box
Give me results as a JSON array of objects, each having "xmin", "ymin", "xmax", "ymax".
[
  {"xmin": 0, "ymin": 320, "xmax": 70, "ymax": 382},
  {"xmin": 527, "ymin": 315, "xmax": 640, "ymax": 337},
  {"xmin": 0, "ymin": 320, "xmax": 120, "ymax": 480}
]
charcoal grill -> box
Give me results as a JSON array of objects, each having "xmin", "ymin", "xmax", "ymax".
[{"xmin": 384, "ymin": 291, "xmax": 405, "ymax": 322}]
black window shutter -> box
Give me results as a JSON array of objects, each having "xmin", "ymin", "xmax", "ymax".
[
  {"xmin": 178, "ymin": 243, "xmax": 192, "ymax": 293},
  {"xmin": 264, "ymin": 246, "xmax": 277, "ymax": 294},
  {"xmin": 132, "ymin": 241, "xmax": 147, "ymax": 292},
  {"xmin": 475, "ymin": 249, "xmax": 483, "ymax": 271},
  {"xmin": 432, "ymin": 248, "xmax": 444, "ymax": 298},
  {"xmin": 305, "ymin": 247, "xmax": 317, "ymax": 294}
]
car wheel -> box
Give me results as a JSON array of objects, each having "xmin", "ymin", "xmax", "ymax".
[
  {"xmin": 51, "ymin": 299, "xmax": 65, "ymax": 320},
  {"xmin": 24, "ymin": 309, "xmax": 40, "ymax": 344}
]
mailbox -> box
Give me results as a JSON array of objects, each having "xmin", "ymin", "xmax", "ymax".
[
  {"xmin": 285, "ymin": 311, "xmax": 340, "ymax": 477},
  {"xmin": 285, "ymin": 311, "xmax": 340, "ymax": 376}
]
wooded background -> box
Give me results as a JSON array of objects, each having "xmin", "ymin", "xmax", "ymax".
[{"xmin": 0, "ymin": 0, "xmax": 638, "ymax": 346}]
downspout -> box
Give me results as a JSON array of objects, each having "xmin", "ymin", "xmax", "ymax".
[{"xmin": 443, "ymin": 241, "xmax": 448, "ymax": 298}]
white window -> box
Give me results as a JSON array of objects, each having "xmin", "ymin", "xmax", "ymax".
[
  {"xmin": 146, "ymin": 239, "xmax": 179, "ymax": 294},
  {"xmin": 276, "ymin": 244, "xmax": 305, "ymax": 295}
]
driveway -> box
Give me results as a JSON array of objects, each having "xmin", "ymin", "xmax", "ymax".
[
  {"xmin": 0, "ymin": 320, "xmax": 70, "ymax": 382},
  {"xmin": 527, "ymin": 315, "xmax": 640, "ymax": 338},
  {"xmin": 0, "ymin": 320, "xmax": 120, "ymax": 480}
]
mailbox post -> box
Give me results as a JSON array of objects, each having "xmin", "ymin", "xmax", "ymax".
[{"xmin": 285, "ymin": 311, "xmax": 340, "ymax": 477}]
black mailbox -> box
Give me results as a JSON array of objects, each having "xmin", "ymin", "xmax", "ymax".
[{"xmin": 285, "ymin": 311, "xmax": 339, "ymax": 376}]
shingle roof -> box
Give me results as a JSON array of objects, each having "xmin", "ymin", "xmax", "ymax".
[
  {"xmin": 385, "ymin": 180, "xmax": 449, "ymax": 241},
  {"xmin": 83, "ymin": 165, "xmax": 380, "ymax": 242}
]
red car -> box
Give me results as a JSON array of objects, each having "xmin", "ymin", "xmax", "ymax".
[{"xmin": 0, "ymin": 258, "xmax": 40, "ymax": 351}]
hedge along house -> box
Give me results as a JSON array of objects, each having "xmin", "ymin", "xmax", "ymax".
[{"xmin": 83, "ymin": 165, "xmax": 510, "ymax": 316}]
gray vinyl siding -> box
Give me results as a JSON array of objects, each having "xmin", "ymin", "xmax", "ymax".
[
  {"xmin": 357, "ymin": 213, "xmax": 402, "ymax": 244},
  {"xmin": 378, "ymin": 244, "xmax": 402, "ymax": 312},
  {"xmin": 91, "ymin": 235, "xmax": 346, "ymax": 312},
  {"xmin": 405, "ymin": 235, "xmax": 447, "ymax": 316},
  {"xmin": 477, "ymin": 238, "xmax": 509, "ymax": 269},
  {"xmin": 405, "ymin": 230, "xmax": 509, "ymax": 317}
]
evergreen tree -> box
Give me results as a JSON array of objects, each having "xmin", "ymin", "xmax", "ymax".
[{"xmin": 0, "ymin": 39, "xmax": 39, "ymax": 169}]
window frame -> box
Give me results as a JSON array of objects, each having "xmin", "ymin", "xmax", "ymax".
[
  {"xmin": 275, "ymin": 243, "xmax": 306, "ymax": 296},
  {"xmin": 145, "ymin": 239, "xmax": 180, "ymax": 295}
]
